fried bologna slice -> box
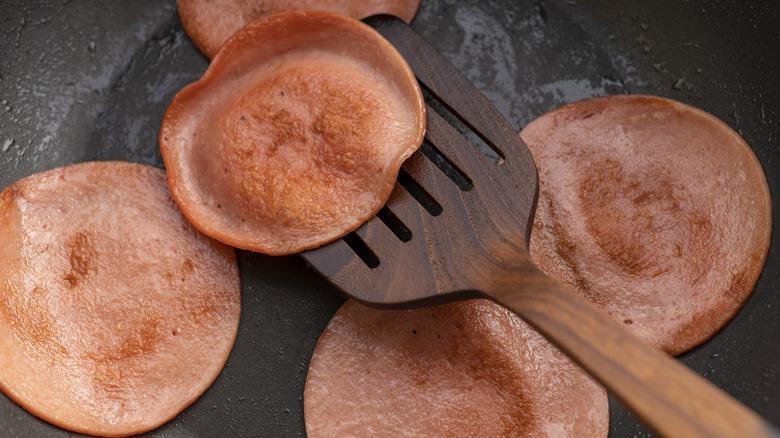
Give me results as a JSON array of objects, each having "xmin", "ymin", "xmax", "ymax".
[
  {"xmin": 522, "ymin": 95, "xmax": 772, "ymax": 355},
  {"xmin": 160, "ymin": 11, "xmax": 425, "ymax": 255},
  {"xmin": 304, "ymin": 299, "xmax": 609, "ymax": 437},
  {"xmin": 0, "ymin": 161, "xmax": 241, "ymax": 437},
  {"xmin": 177, "ymin": 0, "xmax": 422, "ymax": 58}
]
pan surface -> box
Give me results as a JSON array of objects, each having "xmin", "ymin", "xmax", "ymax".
[{"xmin": 1, "ymin": 0, "xmax": 777, "ymax": 436}]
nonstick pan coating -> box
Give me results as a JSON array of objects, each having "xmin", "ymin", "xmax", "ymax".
[{"xmin": 1, "ymin": 0, "xmax": 778, "ymax": 436}]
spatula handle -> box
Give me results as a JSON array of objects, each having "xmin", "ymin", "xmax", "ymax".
[{"xmin": 493, "ymin": 273, "xmax": 780, "ymax": 438}]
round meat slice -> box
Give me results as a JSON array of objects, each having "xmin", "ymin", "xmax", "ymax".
[
  {"xmin": 0, "ymin": 161, "xmax": 241, "ymax": 437},
  {"xmin": 177, "ymin": 0, "xmax": 423, "ymax": 58},
  {"xmin": 304, "ymin": 299, "xmax": 609, "ymax": 437},
  {"xmin": 522, "ymin": 94, "xmax": 772, "ymax": 355},
  {"xmin": 160, "ymin": 10, "xmax": 426, "ymax": 255}
]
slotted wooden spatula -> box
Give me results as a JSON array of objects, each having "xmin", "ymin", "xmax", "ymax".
[{"xmin": 302, "ymin": 15, "xmax": 779, "ymax": 438}]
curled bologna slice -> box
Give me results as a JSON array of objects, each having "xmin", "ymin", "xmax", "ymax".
[
  {"xmin": 177, "ymin": 0, "xmax": 423, "ymax": 58},
  {"xmin": 304, "ymin": 299, "xmax": 609, "ymax": 437},
  {"xmin": 160, "ymin": 10, "xmax": 426, "ymax": 255},
  {"xmin": 522, "ymin": 94, "xmax": 772, "ymax": 355},
  {"xmin": 0, "ymin": 161, "xmax": 241, "ymax": 437}
]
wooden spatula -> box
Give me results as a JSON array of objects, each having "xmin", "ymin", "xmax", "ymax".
[{"xmin": 301, "ymin": 15, "xmax": 779, "ymax": 438}]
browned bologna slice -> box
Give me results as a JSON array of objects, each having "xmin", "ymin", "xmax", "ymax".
[
  {"xmin": 304, "ymin": 299, "xmax": 609, "ymax": 437},
  {"xmin": 177, "ymin": 0, "xmax": 423, "ymax": 58},
  {"xmin": 0, "ymin": 161, "xmax": 241, "ymax": 437},
  {"xmin": 521, "ymin": 94, "xmax": 771, "ymax": 355},
  {"xmin": 160, "ymin": 10, "xmax": 425, "ymax": 255}
]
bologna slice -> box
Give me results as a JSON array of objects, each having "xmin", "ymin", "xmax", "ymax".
[
  {"xmin": 522, "ymin": 94, "xmax": 772, "ymax": 355},
  {"xmin": 304, "ymin": 299, "xmax": 609, "ymax": 437},
  {"xmin": 160, "ymin": 10, "xmax": 425, "ymax": 255},
  {"xmin": 177, "ymin": 0, "xmax": 422, "ymax": 58},
  {"xmin": 0, "ymin": 161, "xmax": 241, "ymax": 437}
]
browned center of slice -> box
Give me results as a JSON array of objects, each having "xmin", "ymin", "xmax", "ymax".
[
  {"xmin": 213, "ymin": 57, "xmax": 408, "ymax": 237},
  {"xmin": 0, "ymin": 161, "xmax": 241, "ymax": 437},
  {"xmin": 304, "ymin": 299, "xmax": 609, "ymax": 437}
]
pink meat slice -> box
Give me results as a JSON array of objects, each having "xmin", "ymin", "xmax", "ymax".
[
  {"xmin": 0, "ymin": 161, "xmax": 241, "ymax": 437},
  {"xmin": 177, "ymin": 0, "xmax": 423, "ymax": 59},
  {"xmin": 160, "ymin": 11, "xmax": 425, "ymax": 255},
  {"xmin": 304, "ymin": 299, "xmax": 609, "ymax": 437},
  {"xmin": 522, "ymin": 94, "xmax": 772, "ymax": 355}
]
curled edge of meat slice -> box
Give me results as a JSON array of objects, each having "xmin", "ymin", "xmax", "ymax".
[
  {"xmin": 521, "ymin": 94, "xmax": 772, "ymax": 355},
  {"xmin": 0, "ymin": 161, "xmax": 241, "ymax": 437},
  {"xmin": 304, "ymin": 299, "xmax": 609, "ymax": 437},
  {"xmin": 177, "ymin": 0, "xmax": 423, "ymax": 58},
  {"xmin": 160, "ymin": 10, "xmax": 426, "ymax": 256}
]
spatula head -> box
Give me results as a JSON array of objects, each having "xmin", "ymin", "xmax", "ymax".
[{"xmin": 301, "ymin": 15, "xmax": 539, "ymax": 307}]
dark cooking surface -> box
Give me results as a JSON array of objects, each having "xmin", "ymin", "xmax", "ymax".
[{"xmin": 0, "ymin": 0, "xmax": 777, "ymax": 436}]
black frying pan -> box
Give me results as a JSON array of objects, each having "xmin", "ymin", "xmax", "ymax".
[{"xmin": 1, "ymin": 0, "xmax": 778, "ymax": 436}]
